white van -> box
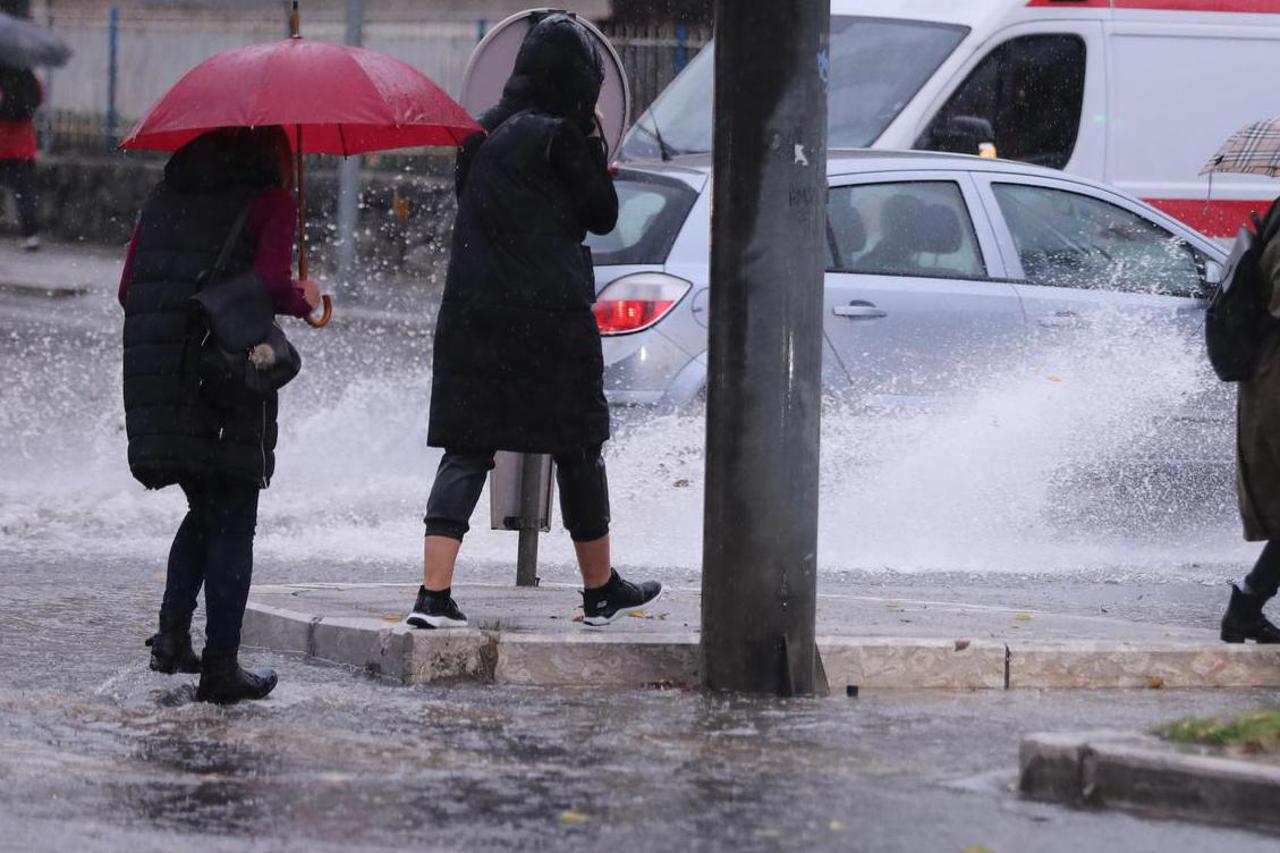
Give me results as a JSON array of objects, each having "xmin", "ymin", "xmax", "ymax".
[{"xmin": 620, "ymin": 0, "xmax": 1280, "ymax": 238}]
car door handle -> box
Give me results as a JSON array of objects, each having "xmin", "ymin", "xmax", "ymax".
[
  {"xmin": 833, "ymin": 301, "xmax": 887, "ymax": 320},
  {"xmin": 1037, "ymin": 310, "xmax": 1085, "ymax": 329}
]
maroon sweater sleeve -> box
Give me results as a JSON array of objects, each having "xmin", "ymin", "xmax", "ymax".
[
  {"xmin": 248, "ymin": 189, "xmax": 312, "ymax": 318},
  {"xmin": 118, "ymin": 220, "xmax": 141, "ymax": 308}
]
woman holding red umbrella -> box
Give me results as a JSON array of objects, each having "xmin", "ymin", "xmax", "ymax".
[{"xmin": 119, "ymin": 126, "xmax": 319, "ymax": 704}]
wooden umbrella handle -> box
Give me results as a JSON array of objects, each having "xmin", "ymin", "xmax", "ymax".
[{"xmin": 306, "ymin": 294, "xmax": 333, "ymax": 328}]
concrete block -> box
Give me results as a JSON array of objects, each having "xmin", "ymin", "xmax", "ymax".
[
  {"xmin": 818, "ymin": 638, "xmax": 1006, "ymax": 690},
  {"xmin": 1085, "ymin": 741, "xmax": 1280, "ymax": 832},
  {"xmin": 494, "ymin": 633, "xmax": 700, "ymax": 687},
  {"xmin": 241, "ymin": 603, "xmax": 314, "ymax": 655},
  {"xmin": 404, "ymin": 629, "xmax": 497, "ymax": 685},
  {"xmin": 1008, "ymin": 642, "xmax": 1280, "ymax": 689},
  {"xmin": 311, "ymin": 616, "xmax": 389, "ymax": 672}
]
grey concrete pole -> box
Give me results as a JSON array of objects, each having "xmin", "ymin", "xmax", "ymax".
[
  {"xmin": 701, "ymin": 0, "xmax": 831, "ymax": 695},
  {"xmin": 515, "ymin": 453, "xmax": 545, "ymax": 587},
  {"xmin": 336, "ymin": 0, "xmax": 364, "ymax": 278}
]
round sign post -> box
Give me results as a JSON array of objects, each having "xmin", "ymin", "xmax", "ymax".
[{"xmin": 460, "ymin": 8, "xmax": 631, "ymax": 159}]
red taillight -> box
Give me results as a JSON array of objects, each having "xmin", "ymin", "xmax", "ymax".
[
  {"xmin": 593, "ymin": 299, "xmax": 674, "ymax": 334},
  {"xmin": 591, "ymin": 273, "xmax": 692, "ymax": 336}
]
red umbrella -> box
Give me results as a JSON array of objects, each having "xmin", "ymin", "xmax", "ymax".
[{"xmin": 120, "ymin": 2, "xmax": 481, "ymax": 327}]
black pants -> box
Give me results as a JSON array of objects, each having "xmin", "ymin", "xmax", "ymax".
[
  {"xmin": 161, "ymin": 478, "xmax": 260, "ymax": 655},
  {"xmin": 424, "ymin": 447, "xmax": 610, "ymax": 543},
  {"xmin": 0, "ymin": 160, "xmax": 38, "ymax": 238},
  {"xmin": 1246, "ymin": 539, "xmax": 1280, "ymax": 600}
]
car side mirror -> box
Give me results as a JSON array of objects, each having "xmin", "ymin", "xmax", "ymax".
[
  {"xmin": 929, "ymin": 115, "xmax": 996, "ymax": 156},
  {"xmin": 1203, "ymin": 259, "xmax": 1225, "ymax": 287}
]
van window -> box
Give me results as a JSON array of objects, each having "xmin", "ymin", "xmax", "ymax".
[
  {"xmin": 622, "ymin": 16, "xmax": 968, "ymax": 159},
  {"xmin": 991, "ymin": 183, "xmax": 1204, "ymax": 296},
  {"xmin": 828, "ymin": 181, "xmax": 986, "ymax": 280},
  {"xmin": 917, "ymin": 35, "xmax": 1086, "ymax": 170},
  {"xmin": 586, "ymin": 171, "xmax": 699, "ymax": 266}
]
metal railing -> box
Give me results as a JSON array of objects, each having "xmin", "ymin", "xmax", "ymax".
[{"xmin": 33, "ymin": 8, "xmax": 710, "ymax": 154}]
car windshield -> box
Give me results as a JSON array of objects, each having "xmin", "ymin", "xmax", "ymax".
[{"xmin": 622, "ymin": 16, "xmax": 968, "ymax": 159}]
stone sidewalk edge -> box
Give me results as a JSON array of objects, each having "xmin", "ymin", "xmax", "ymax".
[
  {"xmin": 242, "ymin": 603, "xmax": 1280, "ymax": 690},
  {"xmin": 1020, "ymin": 731, "xmax": 1280, "ymax": 834}
]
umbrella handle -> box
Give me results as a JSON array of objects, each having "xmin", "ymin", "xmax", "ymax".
[{"xmin": 305, "ymin": 294, "xmax": 333, "ymax": 328}]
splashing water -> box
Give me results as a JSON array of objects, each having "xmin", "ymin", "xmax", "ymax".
[{"xmin": 0, "ymin": 294, "xmax": 1251, "ymax": 576}]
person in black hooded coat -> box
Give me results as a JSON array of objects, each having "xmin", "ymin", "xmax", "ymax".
[
  {"xmin": 409, "ymin": 14, "xmax": 662, "ymax": 629},
  {"xmin": 119, "ymin": 126, "xmax": 319, "ymax": 704}
]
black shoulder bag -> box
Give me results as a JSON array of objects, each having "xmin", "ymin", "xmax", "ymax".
[{"xmin": 188, "ymin": 205, "xmax": 302, "ymax": 403}]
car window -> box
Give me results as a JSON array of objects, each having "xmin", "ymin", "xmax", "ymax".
[
  {"xmin": 916, "ymin": 34, "xmax": 1086, "ymax": 170},
  {"xmin": 586, "ymin": 172, "xmax": 699, "ymax": 266},
  {"xmin": 827, "ymin": 181, "xmax": 986, "ymax": 279},
  {"xmin": 991, "ymin": 183, "xmax": 1205, "ymax": 296}
]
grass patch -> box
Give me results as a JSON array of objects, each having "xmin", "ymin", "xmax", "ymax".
[{"xmin": 1154, "ymin": 709, "xmax": 1280, "ymax": 754}]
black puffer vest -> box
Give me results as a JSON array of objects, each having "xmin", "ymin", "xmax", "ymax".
[{"xmin": 122, "ymin": 184, "xmax": 279, "ymax": 489}]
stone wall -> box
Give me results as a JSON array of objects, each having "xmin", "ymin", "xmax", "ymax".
[{"xmin": 7, "ymin": 153, "xmax": 459, "ymax": 280}]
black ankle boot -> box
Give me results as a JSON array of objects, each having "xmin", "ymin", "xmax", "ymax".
[
  {"xmin": 1220, "ymin": 584, "xmax": 1280, "ymax": 644},
  {"xmin": 146, "ymin": 611, "xmax": 202, "ymax": 674},
  {"xmin": 195, "ymin": 651, "xmax": 278, "ymax": 705}
]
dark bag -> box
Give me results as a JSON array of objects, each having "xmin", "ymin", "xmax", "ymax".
[
  {"xmin": 188, "ymin": 204, "xmax": 301, "ymax": 400},
  {"xmin": 0, "ymin": 67, "xmax": 40, "ymax": 121},
  {"xmin": 1205, "ymin": 201, "xmax": 1280, "ymax": 382}
]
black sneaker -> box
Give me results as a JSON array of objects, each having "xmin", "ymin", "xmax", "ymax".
[
  {"xmin": 581, "ymin": 570, "xmax": 663, "ymax": 626},
  {"xmin": 406, "ymin": 586, "xmax": 468, "ymax": 629}
]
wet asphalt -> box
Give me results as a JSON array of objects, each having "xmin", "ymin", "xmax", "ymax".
[{"xmin": 3, "ymin": 258, "xmax": 1279, "ymax": 851}]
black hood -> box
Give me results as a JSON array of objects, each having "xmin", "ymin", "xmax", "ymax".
[
  {"xmin": 163, "ymin": 127, "xmax": 283, "ymax": 195},
  {"xmin": 490, "ymin": 13, "xmax": 604, "ymax": 132}
]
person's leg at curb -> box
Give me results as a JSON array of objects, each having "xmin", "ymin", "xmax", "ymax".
[
  {"xmin": 1223, "ymin": 538, "xmax": 1280, "ymax": 643},
  {"xmin": 148, "ymin": 480, "xmax": 208, "ymax": 674},
  {"xmin": 558, "ymin": 445, "xmax": 661, "ymax": 626},
  {"xmin": 194, "ymin": 480, "xmax": 277, "ymax": 704},
  {"xmin": 408, "ymin": 450, "xmax": 493, "ymax": 629}
]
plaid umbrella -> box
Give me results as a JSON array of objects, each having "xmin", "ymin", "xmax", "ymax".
[{"xmin": 1203, "ymin": 117, "xmax": 1280, "ymax": 177}]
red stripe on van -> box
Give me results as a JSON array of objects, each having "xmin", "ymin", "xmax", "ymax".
[
  {"xmin": 1027, "ymin": 0, "xmax": 1280, "ymax": 11},
  {"xmin": 1144, "ymin": 198, "xmax": 1267, "ymax": 237}
]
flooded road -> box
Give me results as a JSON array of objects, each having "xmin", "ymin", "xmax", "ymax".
[{"xmin": 1, "ymin": 272, "xmax": 1274, "ymax": 850}]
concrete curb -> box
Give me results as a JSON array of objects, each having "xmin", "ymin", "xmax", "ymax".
[
  {"xmin": 1020, "ymin": 731, "xmax": 1280, "ymax": 834},
  {"xmin": 241, "ymin": 602, "xmax": 1280, "ymax": 690}
]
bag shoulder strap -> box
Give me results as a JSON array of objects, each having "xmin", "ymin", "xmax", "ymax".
[{"xmin": 204, "ymin": 201, "xmax": 255, "ymax": 286}]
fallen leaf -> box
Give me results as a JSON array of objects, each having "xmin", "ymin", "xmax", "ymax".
[
  {"xmin": 673, "ymin": 478, "xmax": 691, "ymax": 488},
  {"xmin": 829, "ymin": 820, "xmax": 845, "ymax": 831},
  {"xmin": 954, "ymin": 640, "xmax": 971, "ymax": 652},
  {"xmin": 627, "ymin": 610, "xmax": 652, "ymax": 619},
  {"xmin": 1045, "ymin": 375, "xmax": 1062, "ymax": 383},
  {"xmin": 1147, "ymin": 676, "xmax": 1165, "ymax": 690},
  {"xmin": 1013, "ymin": 613, "xmax": 1032, "ymax": 622},
  {"xmin": 572, "ymin": 612, "xmax": 584, "ymax": 623},
  {"xmin": 381, "ymin": 614, "xmax": 402, "ymax": 623},
  {"xmin": 558, "ymin": 810, "xmax": 589, "ymax": 825},
  {"xmin": 962, "ymin": 847, "xmax": 994, "ymax": 853}
]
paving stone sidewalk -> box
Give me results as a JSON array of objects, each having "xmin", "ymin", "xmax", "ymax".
[{"xmin": 244, "ymin": 582, "xmax": 1280, "ymax": 690}]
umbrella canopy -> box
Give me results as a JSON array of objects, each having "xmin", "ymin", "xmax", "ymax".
[
  {"xmin": 1203, "ymin": 117, "xmax": 1280, "ymax": 178},
  {"xmin": 0, "ymin": 12, "xmax": 72, "ymax": 68},
  {"xmin": 119, "ymin": 37, "xmax": 480, "ymax": 154}
]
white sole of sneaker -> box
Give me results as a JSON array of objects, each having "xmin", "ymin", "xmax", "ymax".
[
  {"xmin": 582, "ymin": 585, "xmax": 665, "ymax": 627},
  {"xmin": 405, "ymin": 612, "xmax": 468, "ymax": 629}
]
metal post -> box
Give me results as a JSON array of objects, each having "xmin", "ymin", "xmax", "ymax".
[
  {"xmin": 515, "ymin": 453, "xmax": 545, "ymax": 587},
  {"xmin": 701, "ymin": 0, "xmax": 831, "ymax": 695},
  {"xmin": 105, "ymin": 6, "xmax": 119, "ymax": 149},
  {"xmin": 336, "ymin": 0, "xmax": 364, "ymax": 278}
]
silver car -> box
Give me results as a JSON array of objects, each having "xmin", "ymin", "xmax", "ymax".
[{"xmin": 586, "ymin": 150, "xmax": 1227, "ymax": 413}]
